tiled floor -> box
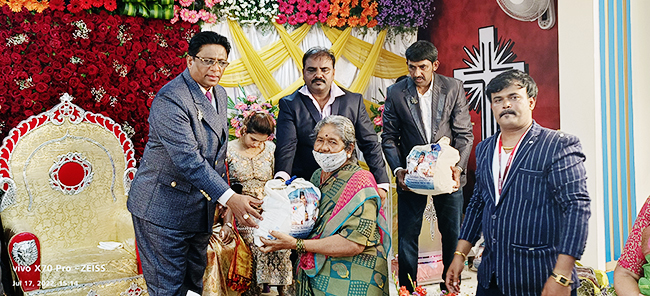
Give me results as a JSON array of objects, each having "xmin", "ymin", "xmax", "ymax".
[{"xmin": 260, "ymin": 270, "xmax": 479, "ymax": 296}]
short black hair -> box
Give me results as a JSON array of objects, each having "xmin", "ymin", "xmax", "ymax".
[
  {"xmin": 187, "ymin": 31, "xmax": 231, "ymax": 57},
  {"xmin": 303, "ymin": 47, "xmax": 336, "ymax": 68},
  {"xmin": 405, "ymin": 40, "xmax": 438, "ymax": 64},
  {"xmin": 485, "ymin": 69, "xmax": 538, "ymax": 101}
]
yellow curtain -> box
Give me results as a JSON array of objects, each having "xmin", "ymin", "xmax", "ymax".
[{"xmin": 219, "ymin": 23, "xmax": 408, "ymax": 109}]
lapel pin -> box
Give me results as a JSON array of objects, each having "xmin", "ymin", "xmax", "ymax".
[
  {"xmin": 409, "ymin": 96, "xmax": 418, "ymax": 104},
  {"xmin": 197, "ymin": 109, "xmax": 204, "ymax": 121}
]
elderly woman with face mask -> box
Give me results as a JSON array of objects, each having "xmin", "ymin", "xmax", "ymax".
[{"xmin": 260, "ymin": 115, "xmax": 390, "ymax": 296}]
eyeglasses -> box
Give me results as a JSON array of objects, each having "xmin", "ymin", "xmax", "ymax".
[{"xmin": 193, "ymin": 56, "xmax": 230, "ymax": 69}]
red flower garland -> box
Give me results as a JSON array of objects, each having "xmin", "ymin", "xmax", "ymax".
[{"xmin": 0, "ymin": 6, "xmax": 199, "ymax": 159}]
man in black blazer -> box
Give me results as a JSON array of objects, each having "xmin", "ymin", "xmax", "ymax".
[
  {"xmin": 446, "ymin": 70, "xmax": 590, "ymax": 296},
  {"xmin": 274, "ymin": 47, "xmax": 390, "ymax": 200},
  {"xmin": 382, "ymin": 40, "xmax": 474, "ymax": 292}
]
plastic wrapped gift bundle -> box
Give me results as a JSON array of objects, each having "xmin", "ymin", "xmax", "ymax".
[
  {"xmin": 253, "ymin": 178, "xmax": 321, "ymax": 246},
  {"xmin": 404, "ymin": 136, "xmax": 460, "ymax": 196}
]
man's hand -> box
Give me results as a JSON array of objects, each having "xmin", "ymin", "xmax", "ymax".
[
  {"xmin": 395, "ymin": 169, "xmax": 409, "ymax": 191},
  {"xmin": 226, "ymin": 193, "xmax": 263, "ymax": 228},
  {"xmin": 445, "ymin": 254, "xmax": 465, "ymax": 294},
  {"xmin": 377, "ymin": 188, "xmax": 388, "ymax": 206},
  {"xmin": 451, "ymin": 166, "xmax": 461, "ymax": 190},
  {"xmin": 541, "ymin": 277, "xmax": 571, "ymax": 296}
]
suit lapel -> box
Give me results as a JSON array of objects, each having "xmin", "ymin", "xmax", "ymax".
[
  {"xmin": 330, "ymin": 94, "xmax": 341, "ymax": 116},
  {"xmin": 429, "ymin": 73, "xmax": 446, "ymax": 141},
  {"xmin": 405, "ymin": 78, "xmax": 427, "ymax": 143},
  {"xmin": 484, "ymin": 135, "xmax": 497, "ymax": 204},
  {"xmin": 499, "ymin": 122, "xmax": 541, "ymax": 198},
  {"xmin": 182, "ymin": 71, "xmax": 222, "ymax": 137},
  {"xmin": 299, "ymin": 91, "xmax": 322, "ymax": 122}
]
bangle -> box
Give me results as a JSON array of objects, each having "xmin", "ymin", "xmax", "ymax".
[
  {"xmin": 296, "ymin": 239, "xmax": 306, "ymax": 253},
  {"xmin": 551, "ymin": 272, "xmax": 573, "ymax": 287},
  {"xmin": 454, "ymin": 251, "xmax": 467, "ymax": 261}
]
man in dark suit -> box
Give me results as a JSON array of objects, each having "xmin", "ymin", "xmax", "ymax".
[
  {"xmin": 127, "ymin": 32, "xmax": 262, "ymax": 296},
  {"xmin": 445, "ymin": 70, "xmax": 590, "ymax": 296},
  {"xmin": 381, "ymin": 40, "xmax": 474, "ymax": 292},
  {"xmin": 274, "ymin": 47, "xmax": 390, "ymax": 200}
]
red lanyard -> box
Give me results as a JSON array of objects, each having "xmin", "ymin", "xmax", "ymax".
[{"xmin": 497, "ymin": 133, "xmax": 526, "ymax": 195}]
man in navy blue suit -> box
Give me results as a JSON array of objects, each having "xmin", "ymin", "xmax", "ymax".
[
  {"xmin": 445, "ymin": 70, "xmax": 590, "ymax": 296},
  {"xmin": 127, "ymin": 32, "xmax": 263, "ymax": 296}
]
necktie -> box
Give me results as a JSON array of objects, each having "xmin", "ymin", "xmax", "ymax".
[{"xmin": 206, "ymin": 91, "xmax": 213, "ymax": 102}]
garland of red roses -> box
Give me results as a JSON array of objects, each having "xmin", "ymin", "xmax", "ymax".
[{"xmin": 0, "ymin": 6, "xmax": 199, "ymax": 160}]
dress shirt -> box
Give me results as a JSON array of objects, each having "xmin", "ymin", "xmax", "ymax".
[{"xmin": 492, "ymin": 125, "xmax": 532, "ymax": 204}]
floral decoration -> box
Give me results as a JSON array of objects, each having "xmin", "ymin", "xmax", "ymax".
[
  {"xmin": 171, "ymin": 0, "xmax": 220, "ymax": 24},
  {"xmin": 276, "ymin": 0, "xmax": 329, "ymax": 26},
  {"xmin": 393, "ymin": 272, "xmax": 429, "ymax": 296},
  {"xmin": 227, "ymin": 87, "xmax": 278, "ymax": 140},
  {"xmin": 370, "ymin": 102, "xmax": 384, "ymax": 133},
  {"xmin": 0, "ymin": 6, "xmax": 199, "ymax": 159},
  {"xmin": 376, "ymin": 0, "xmax": 435, "ymax": 31},
  {"xmin": 326, "ymin": 0, "xmax": 378, "ymax": 28}
]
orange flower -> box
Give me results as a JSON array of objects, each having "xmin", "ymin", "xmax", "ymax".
[
  {"xmin": 326, "ymin": 15, "xmax": 339, "ymax": 27},
  {"xmin": 336, "ymin": 17, "xmax": 347, "ymax": 27},
  {"xmin": 358, "ymin": 16, "xmax": 368, "ymax": 26},
  {"xmin": 7, "ymin": 0, "xmax": 25, "ymax": 11},
  {"xmin": 340, "ymin": 5, "xmax": 350, "ymax": 17},
  {"xmin": 368, "ymin": 18, "xmax": 377, "ymax": 27},
  {"xmin": 348, "ymin": 16, "xmax": 359, "ymax": 27},
  {"xmin": 399, "ymin": 286, "xmax": 410, "ymax": 296},
  {"xmin": 361, "ymin": 0, "xmax": 369, "ymax": 8},
  {"xmin": 351, "ymin": 0, "xmax": 358, "ymax": 6},
  {"xmin": 330, "ymin": 3, "xmax": 340, "ymax": 15}
]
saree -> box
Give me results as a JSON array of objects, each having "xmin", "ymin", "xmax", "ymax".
[{"xmin": 295, "ymin": 164, "xmax": 391, "ymax": 296}]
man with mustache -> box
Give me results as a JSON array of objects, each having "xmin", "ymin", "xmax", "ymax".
[
  {"xmin": 445, "ymin": 70, "xmax": 590, "ymax": 296},
  {"xmin": 275, "ymin": 47, "xmax": 389, "ymax": 201},
  {"xmin": 381, "ymin": 40, "xmax": 474, "ymax": 293}
]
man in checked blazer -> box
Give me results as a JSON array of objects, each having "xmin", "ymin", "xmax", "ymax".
[
  {"xmin": 445, "ymin": 70, "xmax": 591, "ymax": 296},
  {"xmin": 381, "ymin": 40, "xmax": 474, "ymax": 292},
  {"xmin": 127, "ymin": 32, "xmax": 262, "ymax": 296}
]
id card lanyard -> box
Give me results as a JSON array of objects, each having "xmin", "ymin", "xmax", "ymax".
[{"xmin": 497, "ymin": 132, "xmax": 526, "ymax": 195}]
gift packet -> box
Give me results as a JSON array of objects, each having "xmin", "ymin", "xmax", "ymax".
[
  {"xmin": 404, "ymin": 136, "xmax": 460, "ymax": 196},
  {"xmin": 253, "ymin": 177, "xmax": 320, "ymax": 247}
]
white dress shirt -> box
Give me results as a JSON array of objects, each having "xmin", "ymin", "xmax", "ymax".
[{"xmin": 492, "ymin": 125, "xmax": 532, "ymax": 204}]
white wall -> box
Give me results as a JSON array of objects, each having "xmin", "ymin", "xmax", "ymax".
[
  {"xmin": 631, "ymin": 0, "xmax": 650, "ymax": 208},
  {"xmin": 558, "ymin": 0, "xmax": 605, "ymax": 270}
]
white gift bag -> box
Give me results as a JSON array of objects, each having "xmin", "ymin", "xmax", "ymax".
[
  {"xmin": 253, "ymin": 178, "xmax": 321, "ymax": 247},
  {"xmin": 404, "ymin": 137, "xmax": 460, "ymax": 196}
]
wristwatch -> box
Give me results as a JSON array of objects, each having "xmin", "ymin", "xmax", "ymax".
[{"xmin": 551, "ymin": 272, "xmax": 573, "ymax": 287}]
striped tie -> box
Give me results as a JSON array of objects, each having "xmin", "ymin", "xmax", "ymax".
[{"xmin": 205, "ymin": 91, "xmax": 212, "ymax": 102}]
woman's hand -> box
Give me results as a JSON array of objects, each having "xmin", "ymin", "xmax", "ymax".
[
  {"xmin": 219, "ymin": 223, "xmax": 235, "ymax": 245},
  {"xmin": 259, "ymin": 230, "xmax": 296, "ymax": 253}
]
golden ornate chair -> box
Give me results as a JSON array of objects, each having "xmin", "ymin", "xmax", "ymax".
[{"xmin": 0, "ymin": 93, "xmax": 147, "ymax": 295}]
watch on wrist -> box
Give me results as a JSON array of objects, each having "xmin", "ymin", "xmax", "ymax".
[{"xmin": 551, "ymin": 272, "xmax": 573, "ymax": 287}]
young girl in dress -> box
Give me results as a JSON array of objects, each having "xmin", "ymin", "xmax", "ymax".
[{"xmin": 227, "ymin": 111, "xmax": 292, "ymax": 296}]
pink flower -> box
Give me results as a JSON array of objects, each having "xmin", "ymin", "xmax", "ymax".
[
  {"xmin": 378, "ymin": 105, "xmax": 384, "ymax": 112},
  {"xmin": 318, "ymin": 0, "xmax": 330, "ymax": 12},
  {"xmin": 235, "ymin": 128, "xmax": 242, "ymax": 138},
  {"xmin": 234, "ymin": 102, "xmax": 247, "ymax": 111},
  {"xmin": 296, "ymin": 11, "xmax": 308, "ymax": 23},
  {"xmin": 250, "ymin": 103, "xmax": 261, "ymax": 110},
  {"xmin": 204, "ymin": 0, "xmax": 219, "ymax": 8},
  {"xmin": 276, "ymin": 14, "xmax": 288, "ymax": 24},
  {"xmin": 230, "ymin": 118, "xmax": 240, "ymax": 127},
  {"xmin": 296, "ymin": 0, "xmax": 308, "ymax": 12},
  {"xmin": 178, "ymin": 0, "xmax": 193, "ymax": 8},
  {"xmin": 306, "ymin": 14, "xmax": 317, "ymax": 25},
  {"xmin": 170, "ymin": 14, "xmax": 179, "ymax": 24},
  {"xmin": 307, "ymin": 1, "xmax": 318, "ymax": 13},
  {"xmin": 204, "ymin": 12, "xmax": 217, "ymax": 24},
  {"xmin": 288, "ymin": 0, "xmax": 297, "ymax": 4},
  {"xmin": 318, "ymin": 12, "xmax": 328, "ymax": 23},
  {"xmin": 373, "ymin": 115, "xmax": 383, "ymax": 126},
  {"xmin": 198, "ymin": 9, "xmax": 210, "ymax": 21},
  {"xmin": 288, "ymin": 15, "xmax": 298, "ymax": 25},
  {"xmin": 246, "ymin": 95, "xmax": 257, "ymax": 102},
  {"xmin": 179, "ymin": 8, "xmax": 192, "ymax": 22}
]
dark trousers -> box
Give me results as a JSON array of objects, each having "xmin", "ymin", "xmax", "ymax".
[
  {"xmin": 132, "ymin": 215, "xmax": 211, "ymax": 296},
  {"xmin": 398, "ymin": 189, "xmax": 463, "ymax": 291}
]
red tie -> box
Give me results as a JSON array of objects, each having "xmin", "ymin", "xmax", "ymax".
[{"xmin": 205, "ymin": 91, "xmax": 212, "ymax": 102}]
